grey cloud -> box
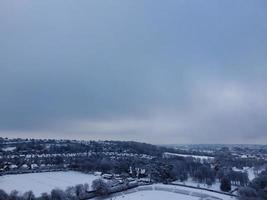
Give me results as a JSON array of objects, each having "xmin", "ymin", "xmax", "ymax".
[{"xmin": 0, "ymin": 0, "xmax": 267, "ymax": 144}]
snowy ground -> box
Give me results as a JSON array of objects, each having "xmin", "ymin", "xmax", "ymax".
[
  {"xmin": 172, "ymin": 167, "xmax": 259, "ymax": 195},
  {"xmin": 99, "ymin": 184, "xmax": 235, "ymax": 200},
  {"xmin": 163, "ymin": 152, "xmax": 214, "ymax": 161},
  {"xmin": 2, "ymin": 146, "xmax": 16, "ymax": 152},
  {"xmin": 0, "ymin": 171, "xmax": 99, "ymax": 196},
  {"xmin": 232, "ymin": 166, "xmax": 258, "ymax": 181},
  {"xmin": 173, "ymin": 179, "xmax": 239, "ymax": 193},
  {"xmin": 173, "ymin": 178, "xmax": 223, "ymax": 191},
  {"xmin": 105, "ymin": 190, "xmax": 199, "ymax": 200}
]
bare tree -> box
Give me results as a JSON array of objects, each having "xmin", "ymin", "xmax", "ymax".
[
  {"xmin": 0, "ymin": 189, "xmax": 9, "ymax": 200},
  {"xmin": 22, "ymin": 191, "xmax": 35, "ymax": 200},
  {"xmin": 91, "ymin": 178, "xmax": 109, "ymax": 196}
]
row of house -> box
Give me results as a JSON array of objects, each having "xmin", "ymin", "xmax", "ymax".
[{"xmin": 0, "ymin": 162, "xmax": 68, "ymax": 174}]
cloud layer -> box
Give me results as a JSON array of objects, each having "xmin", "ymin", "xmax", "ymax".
[{"xmin": 0, "ymin": 0, "xmax": 267, "ymax": 144}]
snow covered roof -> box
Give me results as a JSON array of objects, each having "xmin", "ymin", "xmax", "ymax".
[{"xmin": 9, "ymin": 164, "xmax": 18, "ymax": 169}]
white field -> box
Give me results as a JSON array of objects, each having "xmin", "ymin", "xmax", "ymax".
[
  {"xmin": 2, "ymin": 146, "xmax": 16, "ymax": 152},
  {"xmin": 106, "ymin": 190, "xmax": 199, "ymax": 200},
  {"xmin": 232, "ymin": 166, "xmax": 257, "ymax": 181},
  {"xmin": 0, "ymin": 171, "xmax": 99, "ymax": 196},
  {"xmin": 100, "ymin": 184, "xmax": 235, "ymax": 200},
  {"xmin": 164, "ymin": 152, "xmax": 214, "ymax": 161},
  {"xmin": 175, "ymin": 154, "xmax": 214, "ymax": 160},
  {"xmin": 173, "ymin": 178, "xmax": 222, "ymax": 191}
]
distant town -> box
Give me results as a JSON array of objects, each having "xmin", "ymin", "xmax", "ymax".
[{"xmin": 0, "ymin": 137, "xmax": 266, "ymax": 200}]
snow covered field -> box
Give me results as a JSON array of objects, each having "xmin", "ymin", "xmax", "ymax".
[
  {"xmin": 105, "ymin": 190, "xmax": 199, "ymax": 200},
  {"xmin": 232, "ymin": 166, "xmax": 258, "ymax": 181},
  {"xmin": 1, "ymin": 146, "xmax": 16, "ymax": 152},
  {"xmin": 0, "ymin": 171, "xmax": 99, "ymax": 196},
  {"xmin": 173, "ymin": 178, "xmax": 223, "ymax": 191},
  {"xmin": 163, "ymin": 152, "xmax": 214, "ymax": 161},
  {"xmin": 0, "ymin": 171, "xmax": 237, "ymax": 200},
  {"xmin": 100, "ymin": 184, "xmax": 235, "ymax": 200}
]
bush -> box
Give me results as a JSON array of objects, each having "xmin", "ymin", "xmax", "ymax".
[
  {"xmin": 220, "ymin": 177, "xmax": 231, "ymax": 192},
  {"xmin": 91, "ymin": 178, "xmax": 109, "ymax": 196}
]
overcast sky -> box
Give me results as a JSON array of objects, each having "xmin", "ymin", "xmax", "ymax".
[{"xmin": 0, "ymin": 0, "xmax": 267, "ymax": 144}]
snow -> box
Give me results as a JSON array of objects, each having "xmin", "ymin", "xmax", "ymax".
[
  {"xmin": 173, "ymin": 177, "xmax": 240, "ymax": 193},
  {"xmin": 100, "ymin": 184, "xmax": 235, "ymax": 200},
  {"xmin": 21, "ymin": 164, "xmax": 28, "ymax": 169},
  {"xmin": 0, "ymin": 171, "xmax": 99, "ymax": 196},
  {"xmin": 232, "ymin": 167, "xmax": 256, "ymax": 181},
  {"xmin": 166, "ymin": 184, "xmax": 235, "ymax": 200},
  {"xmin": 173, "ymin": 178, "xmax": 223, "ymax": 191},
  {"xmin": 105, "ymin": 190, "xmax": 199, "ymax": 200},
  {"xmin": 9, "ymin": 164, "xmax": 18, "ymax": 169},
  {"xmin": 247, "ymin": 169, "xmax": 255, "ymax": 181},
  {"xmin": 2, "ymin": 147, "xmax": 16, "ymax": 152},
  {"xmin": 163, "ymin": 152, "xmax": 214, "ymax": 161}
]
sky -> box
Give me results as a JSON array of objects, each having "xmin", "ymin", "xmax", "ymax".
[{"xmin": 0, "ymin": 0, "xmax": 267, "ymax": 144}]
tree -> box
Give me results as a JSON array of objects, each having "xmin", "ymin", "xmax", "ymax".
[
  {"xmin": 51, "ymin": 189, "xmax": 65, "ymax": 200},
  {"xmin": 54, "ymin": 156, "xmax": 64, "ymax": 165},
  {"xmin": 249, "ymin": 170, "xmax": 267, "ymax": 200},
  {"xmin": 74, "ymin": 184, "xmax": 88, "ymax": 199},
  {"xmin": 40, "ymin": 193, "xmax": 50, "ymax": 200},
  {"xmin": 206, "ymin": 178, "xmax": 213, "ymax": 187},
  {"xmin": 0, "ymin": 189, "xmax": 9, "ymax": 200},
  {"xmin": 91, "ymin": 179, "xmax": 109, "ymax": 196},
  {"xmin": 238, "ymin": 187, "xmax": 258, "ymax": 200},
  {"xmin": 10, "ymin": 190, "xmax": 20, "ymax": 200},
  {"xmin": 220, "ymin": 177, "xmax": 231, "ymax": 192},
  {"xmin": 65, "ymin": 187, "xmax": 78, "ymax": 200},
  {"xmin": 22, "ymin": 191, "xmax": 35, "ymax": 200},
  {"xmin": 99, "ymin": 158, "xmax": 112, "ymax": 173},
  {"xmin": 178, "ymin": 171, "xmax": 188, "ymax": 182},
  {"xmin": 170, "ymin": 161, "xmax": 188, "ymax": 182}
]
